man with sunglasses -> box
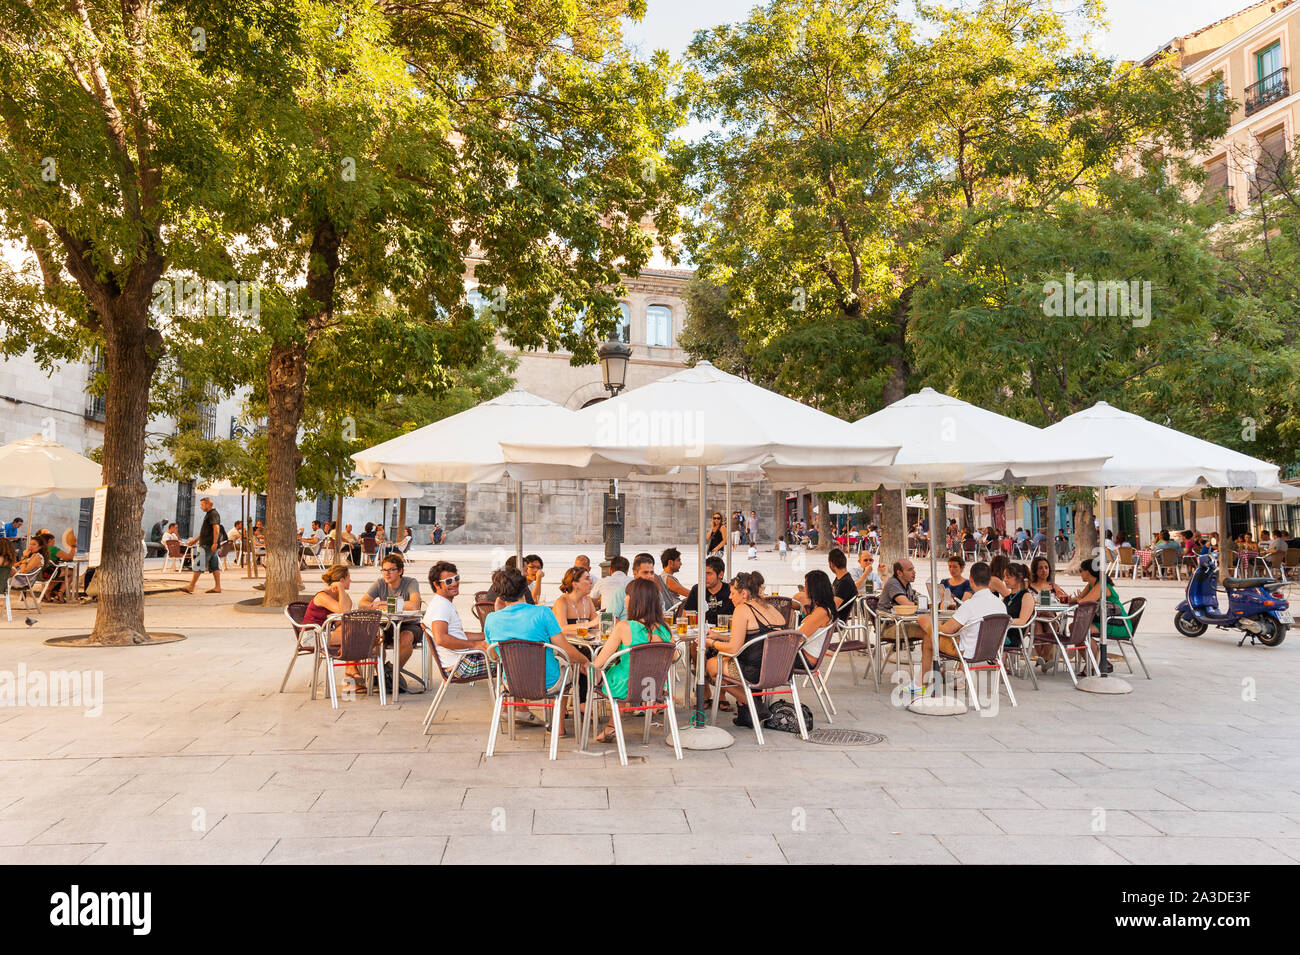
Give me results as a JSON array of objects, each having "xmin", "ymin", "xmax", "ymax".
[
  {"xmin": 423, "ymin": 561, "xmax": 489, "ymax": 681},
  {"xmin": 358, "ymin": 552, "xmax": 422, "ymax": 692}
]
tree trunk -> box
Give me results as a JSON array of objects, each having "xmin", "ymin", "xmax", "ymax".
[
  {"xmin": 263, "ymin": 340, "xmax": 307, "ymax": 605},
  {"xmin": 879, "ymin": 488, "xmax": 906, "ymax": 577},
  {"xmin": 934, "ymin": 489, "xmax": 947, "ymax": 556},
  {"xmin": 815, "ymin": 496, "xmax": 831, "ymax": 551},
  {"xmin": 1069, "ymin": 494, "xmax": 1097, "ymax": 575},
  {"xmin": 88, "ymin": 303, "xmax": 164, "ymax": 645},
  {"xmin": 1218, "ymin": 495, "xmax": 1234, "ymax": 585}
]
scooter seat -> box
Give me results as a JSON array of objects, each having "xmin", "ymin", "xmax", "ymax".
[{"xmin": 1224, "ymin": 577, "xmax": 1275, "ymax": 589}]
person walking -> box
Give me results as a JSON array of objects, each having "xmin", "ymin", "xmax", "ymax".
[{"xmin": 181, "ymin": 497, "xmax": 225, "ymax": 594}]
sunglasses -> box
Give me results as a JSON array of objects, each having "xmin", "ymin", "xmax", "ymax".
[
  {"xmin": 382, "ymin": 566, "xmax": 401, "ymax": 573},
  {"xmin": 437, "ymin": 574, "xmax": 460, "ymax": 585}
]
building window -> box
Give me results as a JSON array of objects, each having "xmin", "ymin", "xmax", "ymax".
[
  {"xmin": 645, "ymin": 304, "xmax": 672, "ymax": 347},
  {"xmin": 85, "ymin": 348, "xmax": 107, "ymax": 421},
  {"xmin": 1201, "ymin": 156, "xmax": 1232, "ymax": 209},
  {"xmin": 1250, "ymin": 125, "xmax": 1288, "ymax": 201},
  {"xmin": 1246, "ymin": 42, "xmax": 1288, "ymax": 115},
  {"xmin": 418, "ymin": 505, "xmax": 437, "ymax": 524},
  {"xmin": 1257, "ymin": 41, "xmax": 1282, "ymax": 82},
  {"xmin": 1160, "ymin": 500, "xmax": 1184, "ymax": 531},
  {"xmin": 613, "ymin": 302, "xmax": 631, "ymax": 344},
  {"xmin": 315, "ymin": 497, "xmax": 333, "ymax": 526}
]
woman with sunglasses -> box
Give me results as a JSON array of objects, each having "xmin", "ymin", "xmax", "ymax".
[{"xmin": 707, "ymin": 512, "xmax": 726, "ymax": 556}]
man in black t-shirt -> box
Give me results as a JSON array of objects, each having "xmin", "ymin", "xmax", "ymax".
[
  {"xmin": 181, "ymin": 497, "xmax": 225, "ymax": 594},
  {"xmin": 683, "ymin": 556, "xmax": 734, "ymax": 624},
  {"xmin": 794, "ymin": 547, "xmax": 858, "ymax": 620}
]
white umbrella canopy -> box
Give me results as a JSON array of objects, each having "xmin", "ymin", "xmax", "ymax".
[
  {"xmin": 1109, "ymin": 483, "xmax": 1300, "ymax": 504},
  {"xmin": 354, "ymin": 476, "xmax": 424, "ymax": 499},
  {"xmin": 352, "ymin": 388, "xmax": 633, "ymax": 483},
  {"xmin": 0, "ymin": 434, "xmax": 102, "ymax": 498},
  {"xmin": 775, "ymin": 388, "xmax": 1110, "ymax": 489},
  {"xmin": 1041, "ymin": 402, "xmax": 1280, "ymax": 489},
  {"xmin": 500, "ymin": 361, "xmax": 900, "ymax": 476}
]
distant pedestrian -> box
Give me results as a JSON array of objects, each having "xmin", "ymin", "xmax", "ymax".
[{"xmin": 181, "ymin": 497, "xmax": 225, "ymax": 594}]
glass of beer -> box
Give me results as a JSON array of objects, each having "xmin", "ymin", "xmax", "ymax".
[
  {"xmin": 577, "ymin": 625, "xmax": 588, "ymax": 639},
  {"xmin": 686, "ymin": 611, "xmax": 698, "ymax": 628},
  {"xmin": 676, "ymin": 616, "xmax": 687, "ymax": 637}
]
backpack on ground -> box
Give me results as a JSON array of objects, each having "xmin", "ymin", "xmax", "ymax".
[{"xmin": 763, "ymin": 698, "xmax": 813, "ymax": 734}]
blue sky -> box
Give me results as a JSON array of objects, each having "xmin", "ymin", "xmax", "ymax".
[{"xmin": 623, "ymin": 0, "xmax": 1252, "ymax": 62}]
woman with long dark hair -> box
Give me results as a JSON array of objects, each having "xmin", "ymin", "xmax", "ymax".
[
  {"xmin": 796, "ymin": 570, "xmax": 837, "ymax": 667},
  {"xmin": 590, "ymin": 577, "xmax": 672, "ymax": 744}
]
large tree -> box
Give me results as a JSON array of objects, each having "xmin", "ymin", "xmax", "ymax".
[
  {"xmin": 680, "ymin": 0, "xmax": 1228, "ymax": 569},
  {"xmin": 164, "ymin": 0, "xmax": 686, "ymax": 605},
  {"xmin": 0, "ymin": 0, "xmax": 243, "ymax": 643}
]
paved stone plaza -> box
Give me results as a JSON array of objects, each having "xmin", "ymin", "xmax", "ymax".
[{"xmin": 2, "ymin": 544, "xmax": 1298, "ymax": 865}]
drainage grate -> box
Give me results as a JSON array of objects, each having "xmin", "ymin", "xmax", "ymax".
[{"xmin": 807, "ymin": 728, "xmax": 886, "ymax": 746}]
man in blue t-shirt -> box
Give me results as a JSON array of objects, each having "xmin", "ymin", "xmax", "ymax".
[{"xmin": 484, "ymin": 567, "xmax": 585, "ymax": 691}]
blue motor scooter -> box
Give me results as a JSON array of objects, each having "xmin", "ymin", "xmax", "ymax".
[{"xmin": 1174, "ymin": 555, "xmax": 1290, "ymax": 646}]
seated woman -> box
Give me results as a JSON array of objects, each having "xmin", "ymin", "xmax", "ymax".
[
  {"xmin": 704, "ymin": 571, "xmax": 786, "ymax": 723},
  {"xmin": 939, "ymin": 555, "xmax": 972, "ymax": 607},
  {"xmin": 1028, "ymin": 555, "xmax": 1068, "ymax": 603},
  {"xmin": 16, "ymin": 537, "xmax": 44, "ymax": 576},
  {"xmin": 304, "ymin": 564, "xmax": 369, "ymax": 695},
  {"xmin": 589, "ymin": 577, "xmax": 673, "ymax": 743},
  {"xmin": 551, "ymin": 566, "xmax": 599, "ymax": 636},
  {"xmin": 374, "ymin": 524, "xmax": 389, "ymax": 558},
  {"xmin": 1067, "ymin": 557, "xmax": 1130, "ymax": 676},
  {"xmin": 794, "ymin": 570, "xmax": 837, "ymax": 670},
  {"xmin": 484, "ymin": 567, "xmax": 588, "ymax": 735},
  {"xmin": 1002, "ymin": 563, "xmax": 1036, "ymax": 651},
  {"xmin": 986, "ymin": 554, "xmax": 1011, "ymax": 599},
  {"xmin": 41, "ymin": 530, "xmax": 76, "ymax": 602}
]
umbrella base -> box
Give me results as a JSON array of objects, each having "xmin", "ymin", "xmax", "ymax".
[
  {"xmin": 1076, "ymin": 675, "xmax": 1133, "ymax": 695},
  {"xmin": 673, "ymin": 725, "xmax": 735, "ymax": 750},
  {"xmin": 907, "ymin": 695, "xmax": 968, "ymax": 716}
]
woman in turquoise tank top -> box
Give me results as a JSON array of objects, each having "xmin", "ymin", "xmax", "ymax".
[{"xmin": 591, "ymin": 577, "xmax": 672, "ymax": 743}]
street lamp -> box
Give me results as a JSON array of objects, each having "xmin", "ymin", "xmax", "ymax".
[{"xmin": 596, "ymin": 339, "xmax": 633, "ymax": 566}]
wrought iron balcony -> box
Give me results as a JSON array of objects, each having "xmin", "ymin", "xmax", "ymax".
[{"xmin": 1245, "ymin": 67, "xmax": 1289, "ymax": 116}]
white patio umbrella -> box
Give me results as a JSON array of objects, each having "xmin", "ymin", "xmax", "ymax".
[
  {"xmin": 0, "ymin": 434, "xmax": 103, "ymax": 539},
  {"xmin": 355, "ymin": 477, "xmax": 424, "ymax": 499},
  {"xmin": 502, "ymin": 361, "xmax": 902, "ymax": 746},
  {"xmin": 1043, "ymin": 402, "xmax": 1281, "ymax": 695},
  {"xmin": 352, "ymin": 389, "xmax": 629, "ymax": 565},
  {"xmin": 780, "ymin": 389, "xmax": 1112, "ymax": 715}
]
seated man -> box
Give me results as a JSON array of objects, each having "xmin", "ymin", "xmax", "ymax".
[
  {"xmin": 660, "ymin": 547, "xmax": 690, "ymax": 604},
  {"xmin": 594, "ymin": 555, "xmax": 630, "ymax": 618},
  {"xmin": 358, "ymin": 553, "xmax": 422, "ymax": 693},
  {"xmin": 484, "ymin": 566, "xmax": 588, "ymax": 731},
  {"xmin": 423, "ymin": 561, "xmax": 489, "ymax": 680},
  {"xmin": 913, "ymin": 561, "xmax": 1003, "ymax": 694},
  {"xmin": 682, "ymin": 556, "xmax": 734, "ymax": 625},
  {"xmin": 3, "ymin": 516, "xmax": 23, "ymax": 540}
]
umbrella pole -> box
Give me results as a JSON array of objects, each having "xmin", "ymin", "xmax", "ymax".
[
  {"xmin": 674, "ymin": 465, "xmax": 733, "ymax": 750},
  {"xmin": 515, "ymin": 480, "xmax": 523, "ymax": 568},
  {"xmin": 725, "ymin": 471, "xmax": 732, "ymax": 573},
  {"xmin": 1079, "ymin": 483, "xmax": 1131, "ymax": 695},
  {"xmin": 696, "ymin": 465, "xmax": 707, "ymax": 721},
  {"xmin": 910, "ymin": 482, "xmax": 966, "ymax": 715}
]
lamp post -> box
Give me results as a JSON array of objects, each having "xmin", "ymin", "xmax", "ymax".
[{"xmin": 596, "ymin": 339, "xmax": 632, "ymax": 569}]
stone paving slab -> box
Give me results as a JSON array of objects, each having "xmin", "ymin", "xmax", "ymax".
[{"xmin": 1, "ymin": 544, "xmax": 1297, "ymax": 864}]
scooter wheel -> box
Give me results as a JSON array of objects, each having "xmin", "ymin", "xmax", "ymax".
[
  {"xmin": 1174, "ymin": 610, "xmax": 1207, "ymax": 637},
  {"xmin": 1257, "ymin": 616, "xmax": 1286, "ymax": 647}
]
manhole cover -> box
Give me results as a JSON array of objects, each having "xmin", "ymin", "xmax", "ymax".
[{"xmin": 807, "ymin": 729, "xmax": 886, "ymax": 746}]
